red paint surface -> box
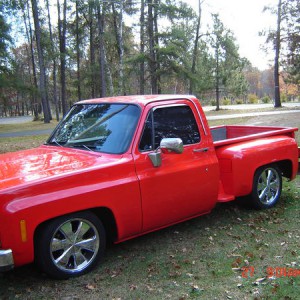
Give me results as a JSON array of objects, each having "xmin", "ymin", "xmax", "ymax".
[{"xmin": 0, "ymin": 95, "xmax": 298, "ymax": 268}]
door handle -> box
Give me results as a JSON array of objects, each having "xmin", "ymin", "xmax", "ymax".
[{"xmin": 193, "ymin": 147, "xmax": 209, "ymax": 153}]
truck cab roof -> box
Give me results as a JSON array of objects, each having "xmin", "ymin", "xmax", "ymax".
[{"xmin": 77, "ymin": 94, "xmax": 196, "ymax": 107}]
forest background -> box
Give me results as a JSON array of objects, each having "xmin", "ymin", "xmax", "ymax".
[{"xmin": 0, "ymin": 0, "xmax": 299, "ymax": 123}]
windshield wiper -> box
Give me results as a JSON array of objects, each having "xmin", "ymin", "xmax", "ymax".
[
  {"xmin": 45, "ymin": 140, "xmax": 63, "ymax": 147},
  {"xmin": 81, "ymin": 145, "xmax": 94, "ymax": 152},
  {"xmin": 67, "ymin": 144, "xmax": 96, "ymax": 152}
]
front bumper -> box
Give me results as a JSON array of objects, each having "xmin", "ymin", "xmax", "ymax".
[{"xmin": 0, "ymin": 249, "xmax": 14, "ymax": 272}]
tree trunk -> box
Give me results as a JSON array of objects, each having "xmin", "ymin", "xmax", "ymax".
[
  {"xmin": 24, "ymin": 0, "xmax": 39, "ymax": 119},
  {"xmin": 112, "ymin": 1, "xmax": 124, "ymax": 95},
  {"xmin": 139, "ymin": 0, "xmax": 145, "ymax": 94},
  {"xmin": 46, "ymin": 0, "xmax": 59, "ymax": 121},
  {"xmin": 58, "ymin": 0, "xmax": 68, "ymax": 115},
  {"xmin": 106, "ymin": 50, "xmax": 114, "ymax": 96},
  {"xmin": 154, "ymin": 0, "xmax": 161, "ymax": 93},
  {"xmin": 76, "ymin": 0, "xmax": 81, "ymax": 101},
  {"xmin": 189, "ymin": 0, "xmax": 202, "ymax": 94},
  {"xmin": 27, "ymin": 0, "xmax": 41, "ymax": 120},
  {"xmin": 215, "ymin": 39, "xmax": 220, "ymax": 111},
  {"xmin": 31, "ymin": 0, "xmax": 51, "ymax": 123},
  {"xmin": 274, "ymin": 0, "xmax": 282, "ymax": 108},
  {"xmin": 97, "ymin": 2, "xmax": 106, "ymax": 97},
  {"xmin": 89, "ymin": 2, "xmax": 96, "ymax": 98},
  {"xmin": 147, "ymin": 0, "xmax": 158, "ymax": 94}
]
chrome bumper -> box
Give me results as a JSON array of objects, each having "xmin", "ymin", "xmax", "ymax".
[{"xmin": 0, "ymin": 249, "xmax": 14, "ymax": 272}]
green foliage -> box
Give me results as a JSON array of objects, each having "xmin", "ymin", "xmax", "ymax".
[
  {"xmin": 248, "ymin": 93, "xmax": 259, "ymax": 104},
  {"xmin": 210, "ymin": 100, "xmax": 217, "ymax": 106},
  {"xmin": 191, "ymin": 41, "xmax": 215, "ymax": 95},
  {"xmin": 261, "ymin": 95, "xmax": 271, "ymax": 103},
  {"xmin": 0, "ymin": 3, "xmax": 12, "ymax": 96},
  {"xmin": 235, "ymin": 99, "xmax": 243, "ymax": 104},
  {"xmin": 0, "ymin": 0, "xmax": 257, "ymax": 117},
  {"xmin": 208, "ymin": 14, "xmax": 249, "ymax": 108},
  {"xmin": 280, "ymin": 93, "xmax": 288, "ymax": 102},
  {"xmin": 227, "ymin": 69, "xmax": 249, "ymax": 98},
  {"xmin": 263, "ymin": 0, "xmax": 300, "ymax": 89},
  {"xmin": 160, "ymin": 0, "xmax": 196, "ymax": 22},
  {"xmin": 0, "ymin": 7, "xmax": 11, "ymax": 58},
  {"xmin": 222, "ymin": 98, "xmax": 230, "ymax": 105},
  {"xmin": 283, "ymin": 0, "xmax": 300, "ymax": 86}
]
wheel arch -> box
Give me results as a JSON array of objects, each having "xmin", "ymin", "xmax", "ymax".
[
  {"xmin": 248, "ymin": 159, "xmax": 292, "ymax": 189},
  {"xmin": 89, "ymin": 207, "xmax": 118, "ymax": 242},
  {"xmin": 275, "ymin": 159, "xmax": 294, "ymax": 179},
  {"xmin": 251, "ymin": 159, "xmax": 293, "ymax": 186},
  {"xmin": 221, "ymin": 159, "xmax": 292, "ymax": 199},
  {"xmin": 33, "ymin": 207, "xmax": 118, "ymax": 255}
]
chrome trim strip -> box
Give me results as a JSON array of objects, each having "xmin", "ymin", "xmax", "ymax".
[{"xmin": 193, "ymin": 101, "xmax": 208, "ymax": 136}]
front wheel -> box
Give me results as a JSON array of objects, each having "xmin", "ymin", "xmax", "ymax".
[
  {"xmin": 251, "ymin": 165, "xmax": 282, "ymax": 209},
  {"xmin": 35, "ymin": 211, "xmax": 106, "ymax": 279}
]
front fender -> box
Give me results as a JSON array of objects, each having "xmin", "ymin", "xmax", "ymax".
[{"xmin": 0, "ymin": 160, "xmax": 142, "ymax": 267}]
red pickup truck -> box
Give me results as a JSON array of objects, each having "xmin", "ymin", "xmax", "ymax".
[{"xmin": 0, "ymin": 95, "xmax": 299, "ymax": 279}]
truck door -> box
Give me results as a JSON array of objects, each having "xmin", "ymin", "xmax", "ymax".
[{"xmin": 133, "ymin": 101, "xmax": 219, "ymax": 232}]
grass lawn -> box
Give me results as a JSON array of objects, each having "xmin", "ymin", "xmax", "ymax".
[
  {"xmin": 0, "ymin": 120, "xmax": 58, "ymax": 133},
  {"xmin": 0, "ymin": 120, "xmax": 57, "ymax": 154},
  {"xmin": 0, "ymin": 112, "xmax": 299, "ymax": 299},
  {"xmin": 0, "ymin": 135, "xmax": 49, "ymax": 154}
]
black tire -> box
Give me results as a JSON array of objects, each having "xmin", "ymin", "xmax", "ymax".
[
  {"xmin": 35, "ymin": 211, "xmax": 106, "ymax": 279},
  {"xmin": 251, "ymin": 165, "xmax": 282, "ymax": 209}
]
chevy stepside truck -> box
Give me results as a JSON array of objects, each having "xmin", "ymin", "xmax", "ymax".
[{"xmin": 0, "ymin": 95, "xmax": 299, "ymax": 279}]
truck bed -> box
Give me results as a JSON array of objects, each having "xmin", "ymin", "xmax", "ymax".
[{"xmin": 211, "ymin": 125, "xmax": 298, "ymax": 147}]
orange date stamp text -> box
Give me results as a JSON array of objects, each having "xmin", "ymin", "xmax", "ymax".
[{"xmin": 241, "ymin": 266, "xmax": 300, "ymax": 278}]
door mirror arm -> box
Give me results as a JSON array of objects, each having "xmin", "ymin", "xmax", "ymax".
[{"xmin": 148, "ymin": 146, "xmax": 162, "ymax": 168}]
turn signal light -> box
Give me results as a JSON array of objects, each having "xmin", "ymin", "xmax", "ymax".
[{"xmin": 20, "ymin": 220, "xmax": 27, "ymax": 242}]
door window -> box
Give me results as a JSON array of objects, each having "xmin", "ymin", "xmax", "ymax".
[{"xmin": 139, "ymin": 105, "xmax": 201, "ymax": 151}]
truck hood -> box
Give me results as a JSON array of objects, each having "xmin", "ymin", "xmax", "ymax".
[{"xmin": 0, "ymin": 145, "xmax": 118, "ymax": 190}]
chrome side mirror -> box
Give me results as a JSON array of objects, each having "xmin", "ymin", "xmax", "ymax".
[
  {"xmin": 160, "ymin": 138, "xmax": 183, "ymax": 154},
  {"xmin": 148, "ymin": 138, "xmax": 184, "ymax": 168}
]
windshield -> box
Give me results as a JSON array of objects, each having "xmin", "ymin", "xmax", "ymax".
[{"xmin": 47, "ymin": 103, "xmax": 140, "ymax": 154}]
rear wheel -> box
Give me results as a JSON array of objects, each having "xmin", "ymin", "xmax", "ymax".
[
  {"xmin": 35, "ymin": 211, "xmax": 106, "ymax": 279},
  {"xmin": 251, "ymin": 165, "xmax": 282, "ymax": 209}
]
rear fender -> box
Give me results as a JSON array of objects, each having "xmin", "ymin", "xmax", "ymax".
[{"xmin": 216, "ymin": 136, "xmax": 299, "ymax": 198}]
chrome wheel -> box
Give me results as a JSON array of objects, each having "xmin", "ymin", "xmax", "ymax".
[
  {"xmin": 251, "ymin": 165, "xmax": 282, "ymax": 209},
  {"xmin": 257, "ymin": 167, "xmax": 280, "ymax": 205},
  {"xmin": 35, "ymin": 211, "xmax": 106, "ymax": 279},
  {"xmin": 50, "ymin": 218, "xmax": 100, "ymax": 273}
]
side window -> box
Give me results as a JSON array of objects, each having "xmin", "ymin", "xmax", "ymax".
[{"xmin": 139, "ymin": 105, "xmax": 201, "ymax": 151}]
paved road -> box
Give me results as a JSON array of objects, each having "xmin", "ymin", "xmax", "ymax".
[
  {"xmin": 202, "ymin": 102, "xmax": 300, "ymax": 111},
  {"xmin": 207, "ymin": 109, "xmax": 300, "ymax": 120},
  {"xmin": 0, "ymin": 129, "xmax": 53, "ymax": 138},
  {"xmin": 0, "ymin": 116, "xmax": 33, "ymax": 124}
]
